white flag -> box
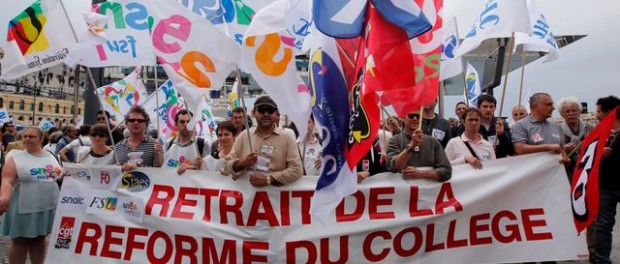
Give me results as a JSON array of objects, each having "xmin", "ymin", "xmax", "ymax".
[
  {"xmin": 465, "ymin": 62, "xmax": 481, "ymax": 107},
  {"xmin": 95, "ymin": 67, "xmax": 148, "ymax": 124},
  {"xmin": 0, "ymin": 0, "xmax": 90, "ymax": 80},
  {"xmin": 148, "ymin": 0, "xmax": 240, "ymax": 124},
  {"xmin": 142, "ymin": 80, "xmax": 186, "ymax": 143},
  {"xmin": 242, "ymin": 0, "xmax": 312, "ymax": 138},
  {"xmin": 455, "ymin": 0, "xmax": 531, "ymax": 57},
  {"xmin": 193, "ymin": 96, "xmax": 218, "ymax": 142},
  {"xmin": 0, "ymin": 108, "xmax": 12, "ymax": 126},
  {"xmin": 440, "ymin": 17, "xmax": 463, "ymax": 81},
  {"xmin": 514, "ymin": 0, "xmax": 559, "ymax": 63},
  {"xmin": 65, "ymin": 0, "xmax": 156, "ymax": 67}
]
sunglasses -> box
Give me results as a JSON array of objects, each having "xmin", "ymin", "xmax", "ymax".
[
  {"xmin": 90, "ymin": 132, "xmax": 107, "ymax": 138},
  {"xmin": 97, "ymin": 117, "xmax": 106, "ymax": 121},
  {"xmin": 127, "ymin": 119, "xmax": 147, "ymax": 124},
  {"xmin": 257, "ymin": 107, "xmax": 276, "ymax": 115},
  {"xmin": 407, "ymin": 113, "xmax": 420, "ymax": 119},
  {"xmin": 178, "ymin": 120, "xmax": 190, "ymax": 124}
]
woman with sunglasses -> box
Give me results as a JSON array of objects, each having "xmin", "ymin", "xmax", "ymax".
[
  {"xmin": 198, "ymin": 121, "xmax": 238, "ymax": 174},
  {"xmin": 0, "ymin": 126, "xmax": 63, "ymax": 264},
  {"xmin": 75, "ymin": 124, "xmax": 115, "ymax": 165}
]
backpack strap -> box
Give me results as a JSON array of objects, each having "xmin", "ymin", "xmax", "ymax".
[
  {"xmin": 167, "ymin": 137, "xmax": 176, "ymax": 152},
  {"xmin": 197, "ymin": 137, "xmax": 205, "ymax": 157},
  {"xmin": 462, "ymin": 140, "xmax": 479, "ymax": 159}
]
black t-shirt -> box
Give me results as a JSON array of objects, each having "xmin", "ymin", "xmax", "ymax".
[{"xmin": 600, "ymin": 131, "xmax": 620, "ymax": 190}]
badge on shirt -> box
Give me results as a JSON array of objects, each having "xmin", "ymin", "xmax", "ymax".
[
  {"xmin": 362, "ymin": 159, "xmax": 370, "ymax": 171},
  {"xmin": 531, "ymin": 133, "xmax": 544, "ymax": 143},
  {"xmin": 432, "ymin": 129, "xmax": 446, "ymax": 141},
  {"xmin": 257, "ymin": 145, "xmax": 274, "ymax": 171}
]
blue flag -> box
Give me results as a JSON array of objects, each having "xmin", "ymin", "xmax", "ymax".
[
  {"xmin": 371, "ymin": 0, "xmax": 431, "ymax": 38},
  {"xmin": 313, "ymin": 0, "xmax": 367, "ymax": 38}
]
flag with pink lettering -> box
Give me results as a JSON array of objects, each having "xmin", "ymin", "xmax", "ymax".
[
  {"xmin": 142, "ymin": 80, "xmax": 186, "ymax": 143},
  {"xmin": 241, "ymin": 0, "xmax": 312, "ymax": 138},
  {"xmin": 147, "ymin": 0, "xmax": 240, "ymax": 121},
  {"xmin": 66, "ymin": 0, "xmax": 156, "ymax": 67},
  {"xmin": 95, "ymin": 67, "xmax": 148, "ymax": 124}
]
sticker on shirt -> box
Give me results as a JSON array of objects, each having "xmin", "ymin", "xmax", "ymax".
[
  {"xmin": 432, "ymin": 129, "xmax": 446, "ymax": 141},
  {"xmin": 487, "ymin": 135, "xmax": 498, "ymax": 145},
  {"xmin": 479, "ymin": 150, "xmax": 492, "ymax": 161},
  {"xmin": 531, "ymin": 133, "xmax": 544, "ymax": 143},
  {"xmin": 256, "ymin": 155, "xmax": 271, "ymax": 171},
  {"xmin": 260, "ymin": 145, "xmax": 275, "ymax": 155},
  {"xmin": 362, "ymin": 159, "xmax": 370, "ymax": 171}
]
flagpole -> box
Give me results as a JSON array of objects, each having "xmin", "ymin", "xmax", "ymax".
[
  {"xmin": 59, "ymin": 0, "xmax": 119, "ymax": 164},
  {"xmin": 153, "ymin": 66, "xmax": 161, "ymax": 141},
  {"xmin": 379, "ymin": 94, "xmax": 389, "ymax": 157},
  {"xmin": 518, "ymin": 47, "xmax": 527, "ymax": 106},
  {"xmin": 495, "ymin": 33, "xmax": 516, "ymax": 146},
  {"xmin": 236, "ymin": 68, "xmax": 253, "ymax": 151}
]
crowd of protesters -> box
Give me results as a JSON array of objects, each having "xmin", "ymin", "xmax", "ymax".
[{"xmin": 0, "ymin": 94, "xmax": 618, "ymax": 263}]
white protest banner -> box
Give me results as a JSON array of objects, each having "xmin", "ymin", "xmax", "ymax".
[{"xmin": 47, "ymin": 153, "xmax": 587, "ymax": 263}]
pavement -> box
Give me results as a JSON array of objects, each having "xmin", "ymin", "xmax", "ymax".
[{"xmin": 1, "ymin": 207, "xmax": 620, "ymax": 263}]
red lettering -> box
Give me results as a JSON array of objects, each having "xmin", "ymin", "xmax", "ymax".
[
  {"xmin": 200, "ymin": 188, "xmax": 220, "ymax": 222},
  {"xmin": 363, "ymin": 231, "xmax": 391, "ymax": 262},
  {"xmin": 124, "ymin": 227, "xmax": 148, "ymax": 261},
  {"xmin": 424, "ymin": 223, "xmax": 445, "ymax": 252},
  {"xmin": 247, "ymin": 192, "xmax": 279, "ymax": 227},
  {"xmin": 220, "ymin": 190, "xmax": 244, "ymax": 225},
  {"xmin": 369, "ymin": 187, "xmax": 395, "ymax": 220},
  {"xmin": 171, "ymin": 187, "xmax": 198, "ymax": 220},
  {"xmin": 336, "ymin": 191, "xmax": 364, "ymax": 222},
  {"xmin": 522, "ymin": 208, "xmax": 553, "ymax": 241},
  {"xmin": 243, "ymin": 241, "xmax": 269, "ymax": 263},
  {"xmin": 174, "ymin": 234, "xmax": 198, "ymax": 264},
  {"xmin": 292, "ymin": 190, "xmax": 314, "ymax": 224},
  {"xmin": 202, "ymin": 237, "xmax": 237, "ymax": 264},
  {"xmin": 280, "ymin": 191, "xmax": 291, "ymax": 226},
  {"xmin": 409, "ymin": 186, "xmax": 433, "ymax": 217},
  {"xmin": 146, "ymin": 185, "xmax": 175, "ymax": 217},
  {"xmin": 435, "ymin": 182, "xmax": 463, "ymax": 214},
  {"xmin": 75, "ymin": 222, "xmax": 102, "ymax": 256},
  {"xmin": 446, "ymin": 219, "xmax": 468, "ymax": 248},
  {"xmin": 101, "ymin": 225, "xmax": 124, "ymax": 259},
  {"xmin": 320, "ymin": 236, "xmax": 348, "ymax": 264},
  {"xmin": 492, "ymin": 210, "xmax": 522, "ymax": 243},
  {"xmin": 393, "ymin": 227, "xmax": 423, "ymax": 257},
  {"xmin": 470, "ymin": 213, "xmax": 492, "ymax": 245},
  {"xmin": 286, "ymin": 240, "xmax": 317, "ymax": 264},
  {"xmin": 147, "ymin": 231, "xmax": 173, "ymax": 264}
]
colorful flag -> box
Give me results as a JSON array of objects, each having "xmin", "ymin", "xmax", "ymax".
[
  {"xmin": 455, "ymin": 0, "xmax": 531, "ymax": 57},
  {"xmin": 308, "ymin": 32, "xmax": 356, "ymax": 222},
  {"xmin": 66, "ymin": 0, "xmax": 156, "ymax": 67},
  {"xmin": 0, "ymin": 0, "xmax": 90, "ymax": 80},
  {"xmin": 148, "ymin": 0, "xmax": 240, "ymax": 123},
  {"xmin": 440, "ymin": 17, "xmax": 463, "ymax": 81},
  {"xmin": 95, "ymin": 67, "xmax": 148, "ymax": 124},
  {"xmin": 380, "ymin": 0, "xmax": 443, "ymax": 117},
  {"xmin": 193, "ymin": 96, "xmax": 218, "ymax": 142},
  {"xmin": 464, "ymin": 62, "xmax": 481, "ymax": 106},
  {"xmin": 571, "ymin": 107, "xmax": 618, "ymax": 233},
  {"xmin": 242, "ymin": 0, "xmax": 312, "ymax": 139},
  {"xmin": 226, "ymin": 81, "xmax": 239, "ymax": 116},
  {"xmin": 142, "ymin": 80, "xmax": 186, "ymax": 143},
  {"xmin": 0, "ymin": 108, "xmax": 12, "ymax": 126},
  {"xmin": 514, "ymin": 0, "xmax": 559, "ymax": 63},
  {"xmin": 39, "ymin": 120, "xmax": 55, "ymax": 131}
]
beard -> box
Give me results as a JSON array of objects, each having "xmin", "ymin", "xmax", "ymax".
[{"xmin": 179, "ymin": 129, "xmax": 191, "ymax": 138}]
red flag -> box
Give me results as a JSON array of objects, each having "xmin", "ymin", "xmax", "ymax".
[
  {"xmin": 380, "ymin": 0, "xmax": 443, "ymax": 117},
  {"xmin": 571, "ymin": 107, "xmax": 619, "ymax": 233}
]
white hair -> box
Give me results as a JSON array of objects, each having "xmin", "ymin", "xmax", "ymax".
[{"xmin": 557, "ymin": 96, "xmax": 582, "ymax": 113}]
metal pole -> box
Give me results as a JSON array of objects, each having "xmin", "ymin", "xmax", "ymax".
[
  {"xmin": 32, "ymin": 83, "xmax": 36, "ymax": 125},
  {"xmin": 73, "ymin": 65, "xmax": 81, "ymax": 122}
]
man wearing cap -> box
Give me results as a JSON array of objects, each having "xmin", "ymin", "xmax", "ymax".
[
  {"xmin": 224, "ymin": 96, "xmax": 303, "ymax": 186},
  {"xmin": 386, "ymin": 109, "xmax": 452, "ymax": 182}
]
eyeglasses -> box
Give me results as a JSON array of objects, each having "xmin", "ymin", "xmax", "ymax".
[
  {"xmin": 90, "ymin": 132, "xmax": 107, "ymax": 138},
  {"xmin": 257, "ymin": 106, "xmax": 276, "ymax": 115},
  {"xmin": 127, "ymin": 119, "xmax": 147, "ymax": 124},
  {"xmin": 407, "ymin": 113, "xmax": 420, "ymax": 119}
]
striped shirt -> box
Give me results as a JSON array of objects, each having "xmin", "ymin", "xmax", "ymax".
[{"xmin": 114, "ymin": 137, "xmax": 158, "ymax": 167}]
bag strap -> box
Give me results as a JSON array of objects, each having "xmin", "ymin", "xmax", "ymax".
[
  {"xmin": 167, "ymin": 137, "xmax": 176, "ymax": 151},
  {"xmin": 462, "ymin": 140, "xmax": 479, "ymax": 159},
  {"xmin": 197, "ymin": 137, "xmax": 205, "ymax": 156},
  {"xmin": 78, "ymin": 137, "xmax": 84, "ymax": 146}
]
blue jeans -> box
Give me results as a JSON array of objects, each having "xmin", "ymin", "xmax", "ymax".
[{"xmin": 595, "ymin": 189, "xmax": 620, "ymax": 264}]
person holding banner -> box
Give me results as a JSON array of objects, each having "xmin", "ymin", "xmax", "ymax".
[
  {"xmin": 74, "ymin": 124, "xmax": 115, "ymax": 165},
  {"xmin": 445, "ymin": 108, "xmax": 496, "ymax": 169},
  {"xmin": 512, "ymin": 93, "xmax": 569, "ymax": 163},
  {"xmin": 558, "ymin": 97, "xmax": 595, "ymax": 179},
  {"xmin": 594, "ymin": 96, "xmax": 620, "ymax": 264},
  {"xmin": 224, "ymin": 96, "xmax": 303, "ymax": 186},
  {"xmin": 114, "ymin": 106, "xmax": 163, "ymax": 170},
  {"xmin": 163, "ymin": 110, "xmax": 209, "ymax": 175},
  {"xmin": 0, "ymin": 126, "xmax": 63, "ymax": 264},
  {"xmin": 198, "ymin": 121, "xmax": 238, "ymax": 174},
  {"xmin": 386, "ymin": 110, "xmax": 452, "ymax": 182}
]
